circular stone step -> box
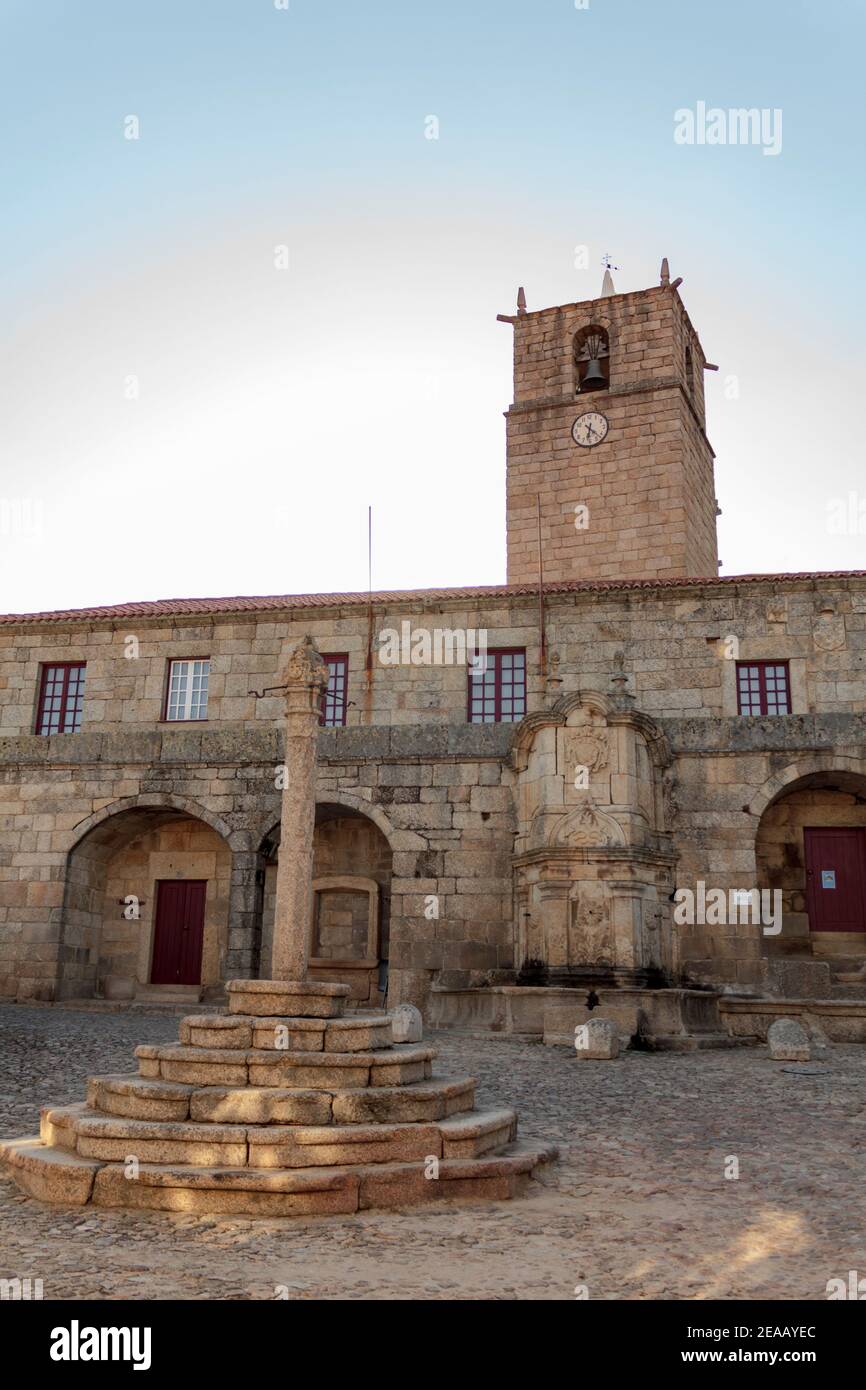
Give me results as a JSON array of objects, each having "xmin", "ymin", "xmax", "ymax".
[
  {"xmin": 46, "ymin": 1102, "xmax": 517, "ymax": 1171},
  {"xmin": 247, "ymin": 1046, "xmax": 435, "ymax": 1090},
  {"xmin": 188, "ymin": 1086, "xmax": 333, "ymax": 1125},
  {"xmin": 71, "ymin": 1111, "xmax": 249, "ymax": 1166},
  {"xmin": 82, "ymin": 1141, "xmax": 558, "ymax": 1215},
  {"xmin": 87, "ymin": 1074, "xmax": 477, "ymax": 1125},
  {"xmin": 87, "ymin": 1075, "xmax": 194, "ymax": 1121},
  {"xmin": 178, "ymin": 1013, "xmax": 393, "ymax": 1053},
  {"xmin": 135, "ymin": 1042, "xmax": 436, "ymax": 1089},
  {"xmin": 329, "ymin": 1077, "xmax": 477, "ymax": 1125},
  {"xmin": 226, "ymin": 979, "xmax": 349, "ymax": 1019},
  {"xmin": 246, "ymin": 1109, "xmax": 517, "ymax": 1168}
]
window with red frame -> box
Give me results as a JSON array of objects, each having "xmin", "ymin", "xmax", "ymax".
[
  {"xmin": 36, "ymin": 663, "xmax": 86, "ymax": 734},
  {"xmin": 468, "ymin": 648, "xmax": 526, "ymax": 723},
  {"xmin": 736, "ymin": 661, "xmax": 791, "ymax": 715},
  {"xmin": 320, "ymin": 654, "xmax": 349, "ymax": 727}
]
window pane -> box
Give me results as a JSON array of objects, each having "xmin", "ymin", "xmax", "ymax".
[
  {"xmin": 737, "ymin": 661, "xmax": 790, "ymax": 716},
  {"xmin": 468, "ymin": 649, "xmax": 525, "ymax": 725},
  {"xmin": 165, "ymin": 659, "xmax": 209, "ymax": 720},
  {"xmin": 37, "ymin": 663, "xmax": 85, "ymax": 735},
  {"xmin": 320, "ymin": 655, "xmax": 348, "ymax": 727}
]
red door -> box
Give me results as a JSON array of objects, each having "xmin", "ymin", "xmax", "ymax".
[
  {"xmin": 804, "ymin": 828, "xmax": 866, "ymax": 933},
  {"xmin": 150, "ymin": 880, "xmax": 207, "ymax": 984}
]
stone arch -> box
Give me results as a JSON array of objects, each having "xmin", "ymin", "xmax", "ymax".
[
  {"xmin": 255, "ymin": 788, "xmax": 416, "ymax": 857},
  {"xmin": 747, "ymin": 756, "xmax": 866, "ymax": 820},
  {"xmin": 753, "ymin": 762, "xmax": 866, "ymax": 967},
  {"xmin": 257, "ymin": 792, "xmax": 398, "ymax": 1004},
  {"xmin": 67, "ymin": 793, "xmax": 243, "ymax": 853},
  {"xmin": 58, "ymin": 796, "xmax": 237, "ymax": 1001}
]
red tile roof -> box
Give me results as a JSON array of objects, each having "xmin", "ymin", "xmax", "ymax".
[{"xmin": 2, "ymin": 572, "xmax": 865, "ymax": 626}]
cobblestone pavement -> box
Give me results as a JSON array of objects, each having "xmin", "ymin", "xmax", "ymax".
[{"xmin": 1, "ymin": 1004, "xmax": 864, "ymax": 1300}]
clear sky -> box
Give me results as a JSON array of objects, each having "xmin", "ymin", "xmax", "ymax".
[{"xmin": 2, "ymin": 0, "xmax": 864, "ymax": 614}]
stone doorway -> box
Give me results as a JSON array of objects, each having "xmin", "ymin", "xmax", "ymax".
[
  {"xmin": 804, "ymin": 827, "xmax": 866, "ymax": 934},
  {"xmin": 756, "ymin": 772, "xmax": 866, "ymax": 975},
  {"xmin": 150, "ymin": 880, "xmax": 208, "ymax": 985},
  {"xmin": 59, "ymin": 803, "xmax": 232, "ymax": 1000}
]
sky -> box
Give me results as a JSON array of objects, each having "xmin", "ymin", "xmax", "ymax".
[{"xmin": 1, "ymin": 0, "xmax": 865, "ymax": 615}]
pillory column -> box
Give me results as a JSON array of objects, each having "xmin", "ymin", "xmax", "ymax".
[{"xmin": 270, "ymin": 635, "xmax": 330, "ymax": 982}]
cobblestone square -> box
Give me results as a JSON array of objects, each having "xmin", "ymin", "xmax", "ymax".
[{"xmin": 1, "ymin": 1005, "xmax": 863, "ymax": 1300}]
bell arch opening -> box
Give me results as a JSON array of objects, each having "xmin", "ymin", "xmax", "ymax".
[{"xmin": 574, "ymin": 323, "xmax": 610, "ymax": 394}]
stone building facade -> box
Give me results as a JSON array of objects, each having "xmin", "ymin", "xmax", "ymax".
[{"xmin": 1, "ymin": 271, "xmax": 864, "ymax": 1022}]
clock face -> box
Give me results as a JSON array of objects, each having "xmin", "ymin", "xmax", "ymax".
[{"xmin": 572, "ymin": 411, "xmax": 609, "ymax": 448}]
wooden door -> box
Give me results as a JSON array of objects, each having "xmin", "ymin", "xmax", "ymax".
[
  {"xmin": 150, "ymin": 880, "xmax": 207, "ymax": 984},
  {"xmin": 804, "ymin": 828, "xmax": 866, "ymax": 933}
]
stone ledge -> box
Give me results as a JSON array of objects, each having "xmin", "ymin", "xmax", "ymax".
[
  {"xmin": 72, "ymin": 1071, "xmax": 480, "ymax": 1126},
  {"xmin": 81, "ymin": 1141, "xmax": 558, "ymax": 1215},
  {"xmin": 719, "ymin": 996, "xmax": 866, "ymax": 1043},
  {"xmin": 226, "ymin": 979, "xmax": 349, "ymax": 1020},
  {"xmin": 0, "ymin": 721, "xmax": 515, "ymax": 768},
  {"xmin": 0, "ymin": 1137, "xmax": 102, "ymax": 1206},
  {"xmin": 661, "ymin": 712, "xmax": 866, "ymax": 754},
  {"xmin": 0, "ymin": 1141, "xmax": 556, "ymax": 1217},
  {"xmin": 135, "ymin": 1041, "xmax": 436, "ymax": 1089},
  {"xmin": 179, "ymin": 1012, "xmax": 392, "ymax": 1053}
]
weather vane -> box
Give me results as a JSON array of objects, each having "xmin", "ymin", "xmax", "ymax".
[{"xmin": 602, "ymin": 253, "xmax": 620, "ymax": 272}]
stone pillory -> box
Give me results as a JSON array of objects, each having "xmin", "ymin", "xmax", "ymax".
[
  {"xmin": 270, "ymin": 635, "xmax": 330, "ymax": 983},
  {"xmin": 0, "ymin": 637, "xmax": 555, "ymax": 1215}
]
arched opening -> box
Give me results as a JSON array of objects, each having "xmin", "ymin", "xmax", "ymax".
[
  {"xmin": 756, "ymin": 770, "xmax": 866, "ymax": 964},
  {"xmin": 685, "ymin": 344, "xmax": 695, "ymax": 395},
  {"xmin": 60, "ymin": 804, "xmax": 232, "ymax": 1001},
  {"xmin": 574, "ymin": 323, "xmax": 610, "ymax": 394},
  {"xmin": 259, "ymin": 801, "xmax": 393, "ymax": 1004}
]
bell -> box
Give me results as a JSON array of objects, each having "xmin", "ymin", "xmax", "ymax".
[{"xmin": 580, "ymin": 357, "xmax": 608, "ymax": 390}]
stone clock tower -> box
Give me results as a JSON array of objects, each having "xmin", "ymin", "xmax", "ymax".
[{"xmin": 502, "ymin": 264, "xmax": 719, "ymax": 584}]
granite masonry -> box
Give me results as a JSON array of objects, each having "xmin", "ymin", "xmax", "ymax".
[{"xmin": 0, "ymin": 267, "xmax": 864, "ymax": 1045}]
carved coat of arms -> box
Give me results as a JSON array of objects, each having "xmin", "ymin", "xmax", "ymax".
[
  {"xmin": 812, "ymin": 614, "xmax": 846, "ymax": 652},
  {"xmin": 282, "ymin": 636, "xmax": 330, "ymax": 689},
  {"xmin": 563, "ymin": 727, "xmax": 609, "ymax": 776}
]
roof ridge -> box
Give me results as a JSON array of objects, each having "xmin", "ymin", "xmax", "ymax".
[{"xmin": 2, "ymin": 571, "xmax": 865, "ymax": 625}]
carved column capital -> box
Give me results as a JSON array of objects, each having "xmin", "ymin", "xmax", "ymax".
[{"xmin": 280, "ymin": 636, "xmax": 330, "ymax": 723}]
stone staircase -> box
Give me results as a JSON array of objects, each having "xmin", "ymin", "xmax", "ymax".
[
  {"xmin": 830, "ymin": 957, "xmax": 866, "ymax": 1000},
  {"xmin": 0, "ymin": 979, "xmax": 555, "ymax": 1217},
  {"xmin": 133, "ymin": 984, "xmax": 203, "ymax": 1005}
]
